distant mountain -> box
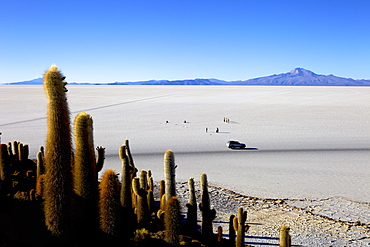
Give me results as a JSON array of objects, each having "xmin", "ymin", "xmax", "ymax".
[
  {"xmin": 110, "ymin": 78, "xmax": 225, "ymax": 85},
  {"xmin": 4, "ymin": 68, "xmax": 370, "ymax": 86},
  {"xmin": 6, "ymin": 78, "xmax": 44, "ymax": 85},
  {"xmin": 230, "ymin": 68, "xmax": 370, "ymax": 86}
]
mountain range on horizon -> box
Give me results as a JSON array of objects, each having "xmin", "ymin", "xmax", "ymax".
[{"xmin": 4, "ymin": 68, "xmax": 370, "ymax": 86}]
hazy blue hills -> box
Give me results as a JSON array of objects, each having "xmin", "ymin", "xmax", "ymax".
[
  {"xmin": 230, "ymin": 68, "xmax": 370, "ymax": 86},
  {"xmin": 4, "ymin": 68, "xmax": 370, "ymax": 86}
]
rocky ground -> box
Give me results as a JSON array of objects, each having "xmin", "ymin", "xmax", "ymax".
[{"xmin": 160, "ymin": 182, "xmax": 370, "ymax": 247}]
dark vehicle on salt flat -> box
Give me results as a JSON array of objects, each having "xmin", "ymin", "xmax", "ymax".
[{"xmin": 226, "ymin": 140, "xmax": 246, "ymax": 149}]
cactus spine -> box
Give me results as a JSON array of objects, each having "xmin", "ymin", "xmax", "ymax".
[
  {"xmin": 186, "ymin": 177, "xmax": 198, "ymax": 236},
  {"xmin": 43, "ymin": 65, "xmax": 73, "ymax": 238},
  {"xmin": 199, "ymin": 173, "xmax": 216, "ymax": 241},
  {"xmin": 164, "ymin": 150, "xmax": 176, "ymax": 203},
  {"xmin": 233, "ymin": 207, "xmax": 249, "ymax": 247},
  {"xmin": 99, "ymin": 169, "xmax": 121, "ymax": 237},
  {"xmin": 164, "ymin": 196, "xmax": 181, "ymax": 246},
  {"xmin": 279, "ymin": 225, "xmax": 291, "ymax": 247}
]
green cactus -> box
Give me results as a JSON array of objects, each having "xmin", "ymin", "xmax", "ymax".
[
  {"xmin": 99, "ymin": 169, "xmax": 122, "ymax": 238},
  {"xmin": 132, "ymin": 176, "xmax": 150, "ymax": 228},
  {"xmin": 233, "ymin": 207, "xmax": 249, "ymax": 247},
  {"xmin": 186, "ymin": 177, "xmax": 198, "ymax": 237},
  {"xmin": 43, "ymin": 65, "xmax": 73, "ymax": 238},
  {"xmin": 199, "ymin": 173, "xmax": 216, "ymax": 242},
  {"xmin": 279, "ymin": 225, "xmax": 291, "ymax": 247},
  {"xmin": 164, "ymin": 196, "xmax": 181, "ymax": 246},
  {"xmin": 164, "ymin": 150, "xmax": 176, "ymax": 203}
]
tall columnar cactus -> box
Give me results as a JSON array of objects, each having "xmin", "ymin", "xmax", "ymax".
[
  {"xmin": 73, "ymin": 111, "xmax": 99, "ymax": 242},
  {"xmin": 17, "ymin": 142, "xmax": 24, "ymax": 162},
  {"xmin": 43, "ymin": 65, "xmax": 73, "ymax": 238},
  {"xmin": 124, "ymin": 139, "xmax": 137, "ymax": 179},
  {"xmin": 199, "ymin": 173, "xmax": 216, "ymax": 241},
  {"xmin": 233, "ymin": 207, "xmax": 249, "ymax": 247},
  {"xmin": 99, "ymin": 169, "xmax": 122, "ymax": 238},
  {"xmin": 7, "ymin": 142, "xmax": 13, "ymax": 158},
  {"xmin": 164, "ymin": 196, "xmax": 181, "ymax": 246},
  {"xmin": 164, "ymin": 150, "xmax": 176, "ymax": 203},
  {"xmin": 0, "ymin": 144, "xmax": 11, "ymax": 196},
  {"xmin": 119, "ymin": 145, "xmax": 132, "ymax": 211},
  {"xmin": 36, "ymin": 150, "xmax": 44, "ymax": 180},
  {"xmin": 279, "ymin": 225, "xmax": 291, "ymax": 247},
  {"xmin": 146, "ymin": 170, "xmax": 154, "ymax": 215},
  {"xmin": 0, "ymin": 144, "xmax": 11, "ymax": 182},
  {"xmin": 229, "ymin": 214, "xmax": 236, "ymax": 246},
  {"xmin": 23, "ymin": 144, "xmax": 29, "ymax": 161},
  {"xmin": 159, "ymin": 179, "xmax": 165, "ymax": 203},
  {"xmin": 186, "ymin": 177, "xmax": 198, "ymax": 236},
  {"xmin": 73, "ymin": 111, "xmax": 97, "ymax": 199},
  {"xmin": 12, "ymin": 141, "xmax": 19, "ymax": 162},
  {"xmin": 132, "ymin": 176, "xmax": 150, "ymax": 227},
  {"xmin": 139, "ymin": 169, "xmax": 148, "ymax": 190}
]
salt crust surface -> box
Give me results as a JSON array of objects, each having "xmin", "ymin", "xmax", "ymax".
[{"xmin": 1, "ymin": 85, "xmax": 369, "ymax": 245}]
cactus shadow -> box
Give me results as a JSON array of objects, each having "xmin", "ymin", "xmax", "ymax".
[{"xmin": 220, "ymin": 233, "xmax": 303, "ymax": 246}]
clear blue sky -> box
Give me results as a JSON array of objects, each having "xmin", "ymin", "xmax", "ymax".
[{"xmin": 1, "ymin": 0, "xmax": 369, "ymax": 83}]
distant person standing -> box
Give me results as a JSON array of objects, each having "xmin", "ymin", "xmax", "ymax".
[
  {"xmin": 205, "ymin": 127, "xmax": 208, "ymax": 132},
  {"xmin": 216, "ymin": 127, "xmax": 219, "ymax": 133}
]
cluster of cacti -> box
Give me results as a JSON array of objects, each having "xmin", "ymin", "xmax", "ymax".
[
  {"xmin": 0, "ymin": 140, "xmax": 38, "ymax": 197},
  {"xmin": 0, "ymin": 66, "xmax": 295, "ymax": 247}
]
